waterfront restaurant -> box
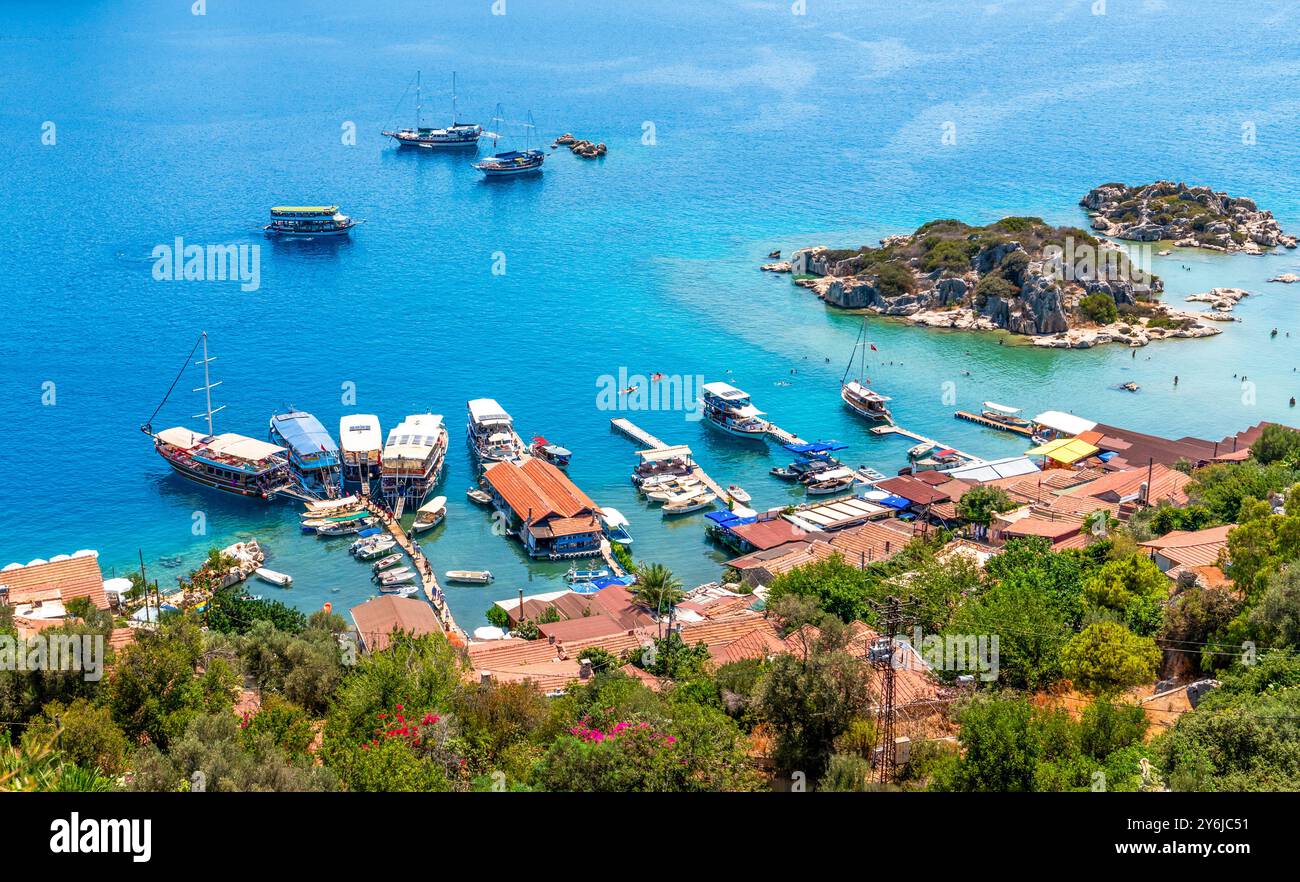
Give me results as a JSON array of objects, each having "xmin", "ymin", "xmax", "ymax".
[{"xmin": 482, "ymin": 458, "xmax": 604, "ymax": 559}]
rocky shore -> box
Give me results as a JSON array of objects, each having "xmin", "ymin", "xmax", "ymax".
[
  {"xmin": 1081, "ymin": 181, "xmax": 1295, "ymax": 254},
  {"xmin": 776, "ymin": 216, "xmax": 1226, "ymax": 349}
]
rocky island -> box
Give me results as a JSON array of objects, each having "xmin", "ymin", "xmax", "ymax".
[
  {"xmin": 1081, "ymin": 181, "xmax": 1295, "ymax": 254},
  {"xmin": 779, "ymin": 216, "xmax": 1221, "ymax": 349}
]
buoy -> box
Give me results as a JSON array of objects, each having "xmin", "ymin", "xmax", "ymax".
[{"xmin": 323, "ymin": 602, "xmax": 332, "ymax": 614}]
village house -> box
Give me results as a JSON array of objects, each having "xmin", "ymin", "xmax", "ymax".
[
  {"xmin": 482, "ymin": 458, "xmax": 604, "ymax": 558},
  {"xmin": 350, "ymin": 595, "xmax": 443, "ymax": 652},
  {"xmin": 1138, "ymin": 524, "xmax": 1235, "ymax": 586}
]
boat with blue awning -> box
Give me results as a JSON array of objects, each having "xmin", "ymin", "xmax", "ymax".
[{"xmin": 269, "ymin": 410, "xmax": 340, "ymax": 491}]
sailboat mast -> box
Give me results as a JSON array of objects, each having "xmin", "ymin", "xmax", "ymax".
[
  {"xmin": 451, "ymin": 72, "xmax": 458, "ymax": 124},
  {"xmin": 201, "ymin": 333, "xmax": 214, "ymax": 435},
  {"xmin": 416, "ymin": 71, "xmax": 422, "ymax": 128}
]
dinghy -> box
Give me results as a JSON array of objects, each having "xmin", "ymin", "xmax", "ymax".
[
  {"xmin": 445, "ymin": 570, "xmax": 493, "ymax": 584},
  {"xmin": 254, "ymin": 567, "xmax": 293, "ymax": 588}
]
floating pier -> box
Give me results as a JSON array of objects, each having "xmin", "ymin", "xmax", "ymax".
[
  {"xmin": 764, "ymin": 420, "xmax": 807, "ymax": 447},
  {"xmin": 869, "ymin": 424, "xmax": 981, "ymax": 463},
  {"xmin": 360, "ymin": 497, "xmax": 465, "ymax": 642},
  {"xmin": 953, "ymin": 410, "xmax": 1035, "ymax": 437},
  {"xmin": 609, "ymin": 417, "xmax": 728, "ymax": 499}
]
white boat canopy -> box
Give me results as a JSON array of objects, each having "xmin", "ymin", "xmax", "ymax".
[
  {"xmin": 418, "ymin": 496, "xmax": 447, "ymax": 515},
  {"xmin": 701, "ymin": 381, "xmax": 749, "ymax": 401},
  {"xmin": 637, "ymin": 444, "xmax": 693, "ymax": 463},
  {"xmin": 598, "ymin": 506, "xmax": 630, "ymax": 527},
  {"xmin": 383, "ymin": 414, "xmax": 445, "ymax": 460},
  {"xmin": 982, "ymin": 401, "xmax": 1022, "ymax": 415},
  {"xmin": 206, "ymin": 433, "xmax": 286, "ymax": 462},
  {"xmin": 339, "ymin": 415, "xmax": 382, "ymax": 452},
  {"xmin": 467, "ymin": 398, "xmax": 511, "ymax": 425},
  {"xmin": 305, "ymin": 494, "xmax": 359, "ymax": 512},
  {"xmin": 733, "ymin": 404, "xmax": 766, "ymax": 419},
  {"xmin": 812, "ymin": 467, "xmax": 855, "ymax": 482},
  {"xmin": 155, "ymin": 426, "xmax": 206, "ymax": 449},
  {"xmin": 1031, "ymin": 410, "xmax": 1097, "ymax": 436}
]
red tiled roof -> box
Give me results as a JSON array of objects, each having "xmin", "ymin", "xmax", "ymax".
[
  {"xmin": 350, "ymin": 596, "xmax": 442, "ymax": 651},
  {"xmin": 729, "ymin": 519, "xmax": 811, "ymax": 551},
  {"xmin": 538, "ymin": 613, "xmax": 628, "ymax": 643},
  {"xmin": 1002, "ymin": 516, "xmax": 1083, "ymax": 541},
  {"xmin": 0, "ymin": 556, "xmax": 108, "ymax": 610},
  {"xmin": 484, "ymin": 457, "xmax": 598, "ymax": 524},
  {"xmin": 827, "ymin": 519, "xmax": 916, "ymax": 565},
  {"xmin": 520, "ymin": 457, "xmax": 599, "ymax": 514},
  {"xmin": 875, "ymin": 475, "xmax": 951, "ymax": 506}
]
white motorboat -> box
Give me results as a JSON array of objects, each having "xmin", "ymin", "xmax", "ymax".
[
  {"xmin": 254, "ymin": 567, "xmax": 293, "ymax": 588},
  {"xmin": 445, "ymin": 569, "xmax": 494, "ymax": 584},
  {"xmin": 378, "ymin": 584, "xmax": 421, "ymax": 598},
  {"xmin": 413, "ymin": 495, "xmax": 447, "ymax": 533},
  {"xmin": 356, "ymin": 540, "xmax": 398, "ymax": 560},
  {"xmin": 466, "ymin": 487, "xmax": 492, "ymax": 505},
  {"xmin": 371, "ymin": 553, "xmax": 404, "ymax": 572},
  {"xmin": 806, "ymin": 467, "xmax": 856, "ymax": 495},
  {"xmin": 662, "ymin": 492, "xmax": 716, "ymax": 516},
  {"xmin": 375, "ymin": 567, "xmax": 415, "ymax": 586},
  {"xmin": 727, "ymin": 485, "xmax": 751, "ymax": 504}
]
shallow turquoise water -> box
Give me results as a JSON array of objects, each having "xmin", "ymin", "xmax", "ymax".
[{"xmin": 1, "ymin": 0, "xmax": 1298, "ymax": 629}]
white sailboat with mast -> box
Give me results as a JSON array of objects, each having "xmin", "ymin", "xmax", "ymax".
[
  {"xmin": 840, "ymin": 318, "xmax": 893, "ymax": 423},
  {"xmin": 383, "ymin": 72, "xmax": 483, "ymax": 149}
]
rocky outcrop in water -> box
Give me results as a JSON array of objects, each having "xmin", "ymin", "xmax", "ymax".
[
  {"xmin": 1082, "ymin": 181, "xmax": 1295, "ymax": 254},
  {"xmin": 785, "ymin": 216, "xmax": 1222, "ymax": 348}
]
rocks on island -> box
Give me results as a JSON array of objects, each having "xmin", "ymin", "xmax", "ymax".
[
  {"xmin": 1268, "ymin": 273, "xmax": 1299, "ymax": 284},
  {"xmin": 553, "ymin": 133, "xmax": 606, "ymax": 158},
  {"xmin": 787, "ymin": 216, "xmax": 1223, "ymax": 349},
  {"xmin": 1081, "ymin": 181, "xmax": 1296, "ymax": 254}
]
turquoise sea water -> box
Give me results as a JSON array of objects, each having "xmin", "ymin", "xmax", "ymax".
[{"xmin": 2, "ymin": 0, "xmax": 1299, "ymax": 629}]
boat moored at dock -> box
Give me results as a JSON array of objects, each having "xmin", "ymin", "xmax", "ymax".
[
  {"xmin": 598, "ymin": 506, "xmax": 633, "ymax": 545},
  {"xmin": 530, "ymin": 436, "xmax": 572, "ymax": 467},
  {"xmin": 700, "ymin": 382, "xmax": 769, "ymax": 438},
  {"xmin": 269, "ymin": 410, "xmax": 340, "ymax": 492},
  {"xmin": 379, "ymin": 413, "xmax": 448, "ymax": 504},
  {"xmin": 467, "ymin": 398, "xmax": 525, "ymax": 464},
  {"xmin": 264, "ymin": 206, "xmax": 357, "ymax": 237},
  {"xmin": 954, "ymin": 402, "xmax": 1036, "ymax": 436},
  {"xmin": 339, "ymin": 415, "xmax": 383, "ymax": 486},
  {"xmin": 840, "ymin": 318, "xmax": 893, "ymax": 423},
  {"xmin": 412, "ymin": 495, "xmax": 447, "ymax": 533}
]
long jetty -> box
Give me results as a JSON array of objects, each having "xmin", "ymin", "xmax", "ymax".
[
  {"xmin": 610, "ymin": 417, "xmax": 728, "ymax": 499},
  {"xmin": 869, "ymin": 423, "xmax": 981, "ymax": 463},
  {"xmin": 360, "ymin": 497, "xmax": 465, "ymax": 642}
]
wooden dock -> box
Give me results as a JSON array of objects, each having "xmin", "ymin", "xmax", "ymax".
[
  {"xmin": 954, "ymin": 410, "xmax": 1035, "ymax": 437},
  {"xmin": 764, "ymin": 421, "xmax": 806, "ymax": 447},
  {"xmin": 360, "ymin": 497, "xmax": 465, "ymax": 642},
  {"xmin": 609, "ymin": 417, "xmax": 728, "ymax": 501},
  {"xmin": 869, "ymin": 424, "xmax": 981, "ymax": 463}
]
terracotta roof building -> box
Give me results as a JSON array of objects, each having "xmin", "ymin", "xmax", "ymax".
[
  {"xmin": 482, "ymin": 458, "xmax": 603, "ymax": 558},
  {"xmin": 350, "ymin": 595, "xmax": 443, "ymax": 652},
  {"xmin": 1139, "ymin": 524, "xmax": 1235, "ymax": 577},
  {"xmin": 0, "ymin": 555, "xmax": 109, "ymax": 613}
]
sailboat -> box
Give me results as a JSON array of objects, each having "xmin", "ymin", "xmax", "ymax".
[
  {"xmin": 382, "ymin": 72, "xmax": 482, "ymax": 149},
  {"xmin": 840, "ymin": 318, "xmax": 893, "ymax": 423},
  {"xmin": 473, "ymin": 106, "xmax": 545, "ymax": 177},
  {"xmin": 140, "ymin": 333, "xmax": 296, "ymax": 500}
]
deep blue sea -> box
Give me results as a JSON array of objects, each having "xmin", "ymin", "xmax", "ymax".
[{"xmin": 2, "ymin": 0, "xmax": 1299, "ymax": 630}]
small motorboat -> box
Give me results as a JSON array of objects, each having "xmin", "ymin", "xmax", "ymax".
[
  {"xmin": 316, "ymin": 517, "xmax": 377, "ymax": 537},
  {"xmin": 566, "ymin": 566, "xmax": 610, "ymax": 584},
  {"xmin": 254, "ymin": 567, "xmax": 293, "ymax": 588},
  {"xmin": 355, "ymin": 540, "xmax": 397, "ymax": 560},
  {"xmin": 375, "ymin": 568, "xmax": 415, "ymax": 586},
  {"xmin": 727, "ymin": 485, "xmax": 751, "ymax": 504},
  {"xmin": 598, "ymin": 507, "xmax": 633, "ymax": 545},
  {"xmin": 348, "ymin": 529, "xmax": 386, "ymax": 553},
  {"xmin": 770, "ymin": 466, "xmax": 799, "ymax": 480},
  {"xmin": 1121, "ymin": 381, "xmax": 1140, "ymax": 392},
  {"xmin": 662, "ymin": 492, "xmax": 716, "ymax": 516},
  {"xmin": 907, "ymin": 442, "xmax": 934, "ymax": 460},
  {"xmin": 412, "ymin": 496, "xmax": 447, "ymax": 533},
  {"xmin": 467, "ymin": 488, "xmax": 492, "ymax": 505},
  {"xmin": 378, "ymin": 584, "xmax": 421, "ymax": 598},
  {"xmin": 855, "ymin": 466, "xmax": 888, "ymax": 485},
  {"xmin": 371, "ymin": 553, "xmax": 404, "ymax": 573},
  {"xmin": 530, "ymin": 436, "xmax": 572, "ymax": 468},
  {"xmin": 446, "ymin": 569, "xmax": 494, "ymax": 584},
  {"xmin": 806, "ymin": 467, "xmax": 856, "ymax": 495}
]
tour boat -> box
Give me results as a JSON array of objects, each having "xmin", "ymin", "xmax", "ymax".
[
  {"xmin": 598, "ymin": 507, "xmax": 633, "ymax": 545},
  {"xmin": 412, "ymin": 496, "xmax": 447, "ymax": 533},
  {"xmin": 700, "ymin": 382, "xmax": 770, "ymax": 438},
  {"xmin": 371, "ymin": 553, "xmax": 404, "ymax": 573},
  {"xmin": 467, "ymin": 487, "xmax": 492, "ymax": 505},
  {"xmin": 382, "ymin": 72, "xmax": 482, "ymax": 149},
  {"xmin": 978, "ymin": 402, "xmax": 1034, "ymax": 432},
  {"xmin": 662, "ymin": 492, "xmax": 716, "ymax": 516},
  {"xmin": 270, "ymin": 410, "xmax": 340, "ymax": 492},
  {"xmin": 727, "ymin": 485, "xmax": 752, "ymax": 504},
  {"xmin": 304, "ymin": 495, "xmax": 359, "ymax": 515},
  {"xmin": 631, "ymin": 446, "xmax": 695, "ymax": 486},
  {"xmin": 254, "ymin": 567, "xmax": 293, "ymax": 587},
  {"xmin": 339, "ymin": 414, "xmax": 383, "ymax": 485},
  {"xmin": 379, "ymin": 413, "xmax": 448, "ymax": 504},
  {"xmin": 840, "ymin": 318, "xmax": 893, "ymax": 423},
  {"xmin": 466, "ymin": 398, "xmax": 525, "ymax": 464},
  {"xmin": 141, "ymin": 333, "xmax": 296, "ymax": 501},
  {"xmin": 530, "ymin": 436, "xmax": 572, "ymax": 468},
  {"xmin": 914, "ymin": 449, "xmax": 964, "ymax": 471},
  {"xmin": 264, "ymin": 206, "xmax": 357, "ymax": 238},
  {"xmin": 473, "ymin": 106, "xmax": 545, "ymax": 177},
  {"xmin": 446, "ymin": 570, "xmax": 494, "ymax": 584}
]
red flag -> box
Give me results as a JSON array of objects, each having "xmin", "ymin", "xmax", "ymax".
[{"xmin": 869, "ymin": 344, "xmax": 878, "ymax": 351}]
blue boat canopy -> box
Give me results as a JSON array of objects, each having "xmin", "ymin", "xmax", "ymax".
[
  {"xmin": 271, "ymin": 411, "xmax": 339, "ymax": 455},
  {"xmin": 784, "ymin": 440, "xmax": 847, "ymax": 454},
  {"xmin": 879, "ymin": 495, "xmax": 912, "ymax": 509},
  {"xmin": 356, "ymin": 527, "xmax": 383, "ymax": 538}
]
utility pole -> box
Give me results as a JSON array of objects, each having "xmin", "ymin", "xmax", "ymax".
[{"xmin": 867, "ymin": 594, "xmax": 919, "ymax": 786}]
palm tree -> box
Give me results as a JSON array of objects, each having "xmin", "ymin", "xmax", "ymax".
[{"xmin": 630, "ymin": 562, "xmax": 685, "ymax": 620}]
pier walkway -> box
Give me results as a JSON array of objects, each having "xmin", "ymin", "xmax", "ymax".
[
  {"xmin": 953, "ymin": 410, "xmax": 1035, "ymax": 437},
  {"xmin": 360, "ymin": 497, "xmax": 465, "ymax": 642},
  {"xmin": 763, "ymin": 420, "xmax": 807, "ymax": 447},
  {"xmin": 609, "ymin": 417, "xmax": 728, "ymax": 499}
]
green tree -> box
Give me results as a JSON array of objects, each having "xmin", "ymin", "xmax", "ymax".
[
  {"xmin": 1081, "ymin": 553, "xmax": 1168, "ymax": 636},
  {"xmin": 950, "ymin": 579, "xmax": 1071, "ymax": 690},
  {"xmin": 956, "ymin": 485, "xmax": 1017, "ymax": 526},
  {"xmin": 629, "ymin": 563, "xmax": 684, "ymax": 617},
  {"xmin": 1249, "ymin": 423, "xmax": 1300, "ymax": 466},
  {"xmin": 1061, "ymin": 623, "xmax": 1161, "ymax": 694},
  {"xmin": 23, "ymin": 699, "xmax": 130, "ymax": 777},
  {"xmin": 766, "ymin": 553, "xmax": 873, "ymax": 623}
]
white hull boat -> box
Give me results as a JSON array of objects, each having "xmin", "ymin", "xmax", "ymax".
[
  {"xmin": 446, "ymin": 569, "xmax": 493, "ymax": 584},
  {"xmin": 254, "ymin": 567, "xmax": 293, "ymax": 587}
]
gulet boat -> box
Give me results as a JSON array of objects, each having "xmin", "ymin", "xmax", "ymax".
[{"xmin": 840, "ymin": 318, "xmax": 893, "ymax": 423}]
